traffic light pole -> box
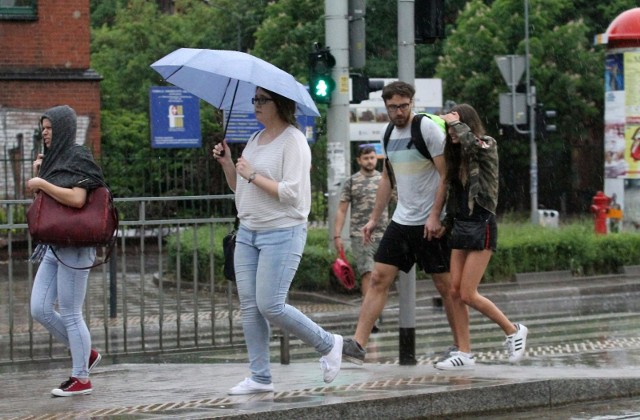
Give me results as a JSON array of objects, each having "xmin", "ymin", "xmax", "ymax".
[
  {"xmin": 397, "ymin": 0, "xmax": 415, "ymax": 84},
  {"xmin": 325, "ymin": 0, "xmax": 351, "ymax": 247},
  {"xmin": 397, "ymin": 0, "xmax": 417, "ymax": 366},
  {"xmin": 524, "ymin": 0, "xmax": 539, "ymax": 224}
]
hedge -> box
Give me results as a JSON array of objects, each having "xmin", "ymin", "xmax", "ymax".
[{"xmin": 165, "ymin": 220, "xmax": 640, "ymax": 292}]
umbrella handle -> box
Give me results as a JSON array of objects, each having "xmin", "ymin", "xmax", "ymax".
[{"xmin": 221, "ymin": 79, "xmax": 240, "ymax": 144}]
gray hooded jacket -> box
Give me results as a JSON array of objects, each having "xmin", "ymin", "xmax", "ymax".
[{"xmin": 38, "ymin": 105, "xmax": 104, "ymax": 190}]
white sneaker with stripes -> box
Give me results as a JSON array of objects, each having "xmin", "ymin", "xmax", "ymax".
[
  {"xmin": 505, "ymin": 323, "xmax": 528, "ymax": 363},
  {"xmin": 434, "ymin": 351, "xmax": 475, "ymax": 370}
]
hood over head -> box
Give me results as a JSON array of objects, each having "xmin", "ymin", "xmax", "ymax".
[{"xmin": 38, "ymin": 105, "xmax": 104, "ymax": 189}]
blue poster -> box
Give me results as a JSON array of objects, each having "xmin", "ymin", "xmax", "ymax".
[
  {"xmin": 150, "ymin": 87, "xmax": 201, "ymax": 148},
  {"xmin": 224, "ymin": 111, "xmax": 316, "ymax": 143}
]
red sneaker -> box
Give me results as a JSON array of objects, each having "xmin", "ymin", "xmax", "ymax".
[
  {"xmin": 88, "ymin": 349, "xmax": 102, "ymax": 373},
  {"xmin": 51, "ymin": 377, "xmax": 92, "ymax": 397}
]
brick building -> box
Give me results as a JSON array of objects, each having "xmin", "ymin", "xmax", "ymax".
[{"xmin": 0, "ymin": 0, "xmax": 101, "ymax": 198}]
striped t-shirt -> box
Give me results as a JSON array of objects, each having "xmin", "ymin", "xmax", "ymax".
[{"xmin": 384, "ymin": 116, "xmax": 446, "ymax": 226}]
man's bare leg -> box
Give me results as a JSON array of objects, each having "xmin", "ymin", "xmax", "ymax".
[
  {"xmin": 353, "ymin": 262, "xmax": 399, "ymax": 347},
  {"xmin": 360, "ymin": 271, "xmax": 372, "ymax": 297}
]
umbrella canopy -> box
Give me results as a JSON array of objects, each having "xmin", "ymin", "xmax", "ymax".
[{"xmin": 151, "ymin": 48, "xmax": 320, "ymax": 118}]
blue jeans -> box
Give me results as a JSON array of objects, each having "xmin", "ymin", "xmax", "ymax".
[
  {"xmin": 30, "ymin": 246, "xmax": 96, "ymax": 379},
  {"xmin": 235, "ymin": 223, "xmax": 334, "ymax": 384}
]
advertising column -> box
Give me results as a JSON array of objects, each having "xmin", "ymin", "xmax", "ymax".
[{"xmin": 596, "ymin": 8, "xmax": 640, "ymax": 232}]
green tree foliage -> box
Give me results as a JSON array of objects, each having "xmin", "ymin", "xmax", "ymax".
[
  {"xmin": 90, "ymin": 0, "xmax": 639, "ymax": 215},
  {"xmin": 435, "ymin": 0, "xmax": 627, "ymax": 212},
  {"xmin": 252, "ymin": 0, "xmax": 324, "ymax": 82},
  {"xmin": 91, "ymin": 0, "xmax": 244, "ymax": 199}
]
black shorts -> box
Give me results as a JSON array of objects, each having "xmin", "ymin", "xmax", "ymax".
[{"xmin": 374, "ymin": 220, "xmax": 451, "ymax": 274}]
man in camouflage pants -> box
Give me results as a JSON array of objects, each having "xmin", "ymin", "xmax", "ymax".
[{"xmin": 334, "ymin": 145, "xmax": 388, "ymax": 332}]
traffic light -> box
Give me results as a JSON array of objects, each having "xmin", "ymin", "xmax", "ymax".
[
  {"xmin": 536, "ymin": 103, "xmax": 557, "ymax": 139},
  {"xmin": 308, "ymin": 46, "xmax": 336, "ymax": 104},
  {"xmin": 350, "ymin": 74, "xmax": 384, "ymax": 104},
  {"xmin": 415, "ymin": 0, "xmax": 445, "ymax": 44}
]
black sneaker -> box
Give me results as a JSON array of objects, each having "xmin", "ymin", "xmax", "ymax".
[{"xmin": 342, "ymin": 338, "xmax": 366, "ymax": 365}]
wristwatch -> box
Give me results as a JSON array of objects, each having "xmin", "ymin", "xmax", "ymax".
[{"xmin": 247, "ymin": 172, "xmax": 257, "ymax": 183}]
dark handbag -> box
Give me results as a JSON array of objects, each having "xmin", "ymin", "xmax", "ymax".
[
  {"xmin": 222, "ymin": 230, "xmax": 236, "ymax": 281},
  {"xmin": 450, "ymin": 219, "xmax": 489, "ymax": 250},
  {"xmin": 27, "ymin": 187, "xmax": 119, "ymax": 248}
]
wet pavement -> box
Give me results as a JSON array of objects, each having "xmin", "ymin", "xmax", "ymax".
[
  {"xmin": 4, "ymin": 270, "xmax": 640, "ymax": 419},
  {"xmin": 3, "ymin": 355, "xmax": 640, "ymax": 419}
]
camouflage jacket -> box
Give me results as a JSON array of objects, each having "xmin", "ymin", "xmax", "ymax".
[
  {"xmin": 445, "ymin": 122, "xmax": 499, "ymax": 221},
  {"xmin": 340, "ymin": 170, "xmax": 388, "ymax": 238}
]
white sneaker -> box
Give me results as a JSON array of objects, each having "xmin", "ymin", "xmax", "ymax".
[
  {"xmin": 434, "ymin": 351, "xmax": 475, "ymax": 370},
  {"xmin": 319, "ymin": 334, "xmax": 343, "ymax": 383},
  {"xmin": 228, "ymin": 378, "xmax": 274, "ymax": 395},
  {"xmin": 505, "ymin": 323, "xmax": 528, "ymax": 363}
]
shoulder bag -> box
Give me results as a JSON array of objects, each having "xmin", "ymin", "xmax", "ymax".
[{"xmin": 27, "ymin": 186, "xmax": 119, "ymax": 268}]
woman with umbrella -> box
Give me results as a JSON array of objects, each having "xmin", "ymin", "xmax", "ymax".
[{"xmin": 213, "ymin": 87, "xmax": 343, "ymax": 395}]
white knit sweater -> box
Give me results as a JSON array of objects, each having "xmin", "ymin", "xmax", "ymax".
[{"xmin": 235, "ymin": 126, "xmax": 311, "ymax": 230}]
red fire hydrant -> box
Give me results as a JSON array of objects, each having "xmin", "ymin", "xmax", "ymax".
[{"xmin": 590, "ymin": 191, "xmax": 611, "ymax": 234}]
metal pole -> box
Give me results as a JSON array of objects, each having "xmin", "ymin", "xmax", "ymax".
[
  {"xmin": 525, "ymin": 0, "xmax": 538, "ymax": 224},
  {"xmin": 109, "ymin": 244, "xmax": 117, "ymax": 318},
  {"xmin": 398, "ymin": 266, "xmax": 417, "ymax": 364},
  {"xmin": 325, "ymin": 0, "xmax": 351, "ymax": 245},
  {"xmin": 397, "ymin": 0, "xmax": 417, "ymax": 365},
  {"xmin": 397, "ymin": 0, "xmax": 415, "ymax": 84}
]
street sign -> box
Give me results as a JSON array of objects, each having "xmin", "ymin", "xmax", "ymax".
[
  {"xmin": 495, "ymin": 55, "xmax": 525, "ymax": 88},
  {"xmin": 499, "ymin": 93, "xmax": 527, "ymax": 125}
]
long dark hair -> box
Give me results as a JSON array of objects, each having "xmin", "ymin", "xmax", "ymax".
[
  {"xmin": 259, "ymin": 87, "xmax": 298, "ymax": 127},
  {"xmin": 444, "ymin": 104, "xmax": 485, "ymax": 185}
]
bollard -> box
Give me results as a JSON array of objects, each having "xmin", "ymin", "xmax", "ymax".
[
  {"xmin": 398, "ymin": 265, "xmax": 417, "ymax": 365},
  {"xmin": 280, "ymin": 295, "xmax": 291, "ymax": 364},
  {"xmin": 280, "ymin": 333, "xmax": 290, "ymax": 365}
]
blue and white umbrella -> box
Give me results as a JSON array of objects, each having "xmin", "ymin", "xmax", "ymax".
[{"xmin": 151, "ymin": 48, "xmax": 320, "ymax": 123}]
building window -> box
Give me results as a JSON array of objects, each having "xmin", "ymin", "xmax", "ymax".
[{"xmin": 0, "ymin": 0, "xmax": 37, "ymax": 20}]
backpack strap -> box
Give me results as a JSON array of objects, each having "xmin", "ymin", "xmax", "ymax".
[
  {"xmin": 408, "ymin": 114, "xmax": 433, "ymax": 162},
  {"xmin": 382, "ymin": 122, "xmax": 396, "ymax": 189},
  {"xmin": 382, "ymin": 114, "xmax": 436, "ymax": 190}
]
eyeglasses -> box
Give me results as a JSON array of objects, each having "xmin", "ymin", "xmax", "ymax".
[
  {"xmin": 386, "ymin": 103, "xmax": 411, "ymax": 112},
  {"xmin": 252, "ymin": 97, "xmax": 274, "ymax": 105}
]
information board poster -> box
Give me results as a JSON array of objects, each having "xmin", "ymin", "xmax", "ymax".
[
  {"xmin": 150, "ymin": 87, "xmax": 201, "ymax": 148},
  {"xmin": 224, "ymin": 112, "xmax": 316, "ymax": 143}
]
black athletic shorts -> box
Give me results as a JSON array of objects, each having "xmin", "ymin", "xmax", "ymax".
[{"xmin": 374, "ymin": 220, "xmax": 451, "ymax": 274}]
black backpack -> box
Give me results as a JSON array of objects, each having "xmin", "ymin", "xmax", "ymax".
[{"xmin": 383, "ymin": 113, "xmax": 446, "ymax": 189}]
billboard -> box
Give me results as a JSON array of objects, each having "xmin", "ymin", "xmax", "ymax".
[
  {"xmin": 349, "ymin": 78, "xmax": 443, "ymax": 142},
  {"xmin": 223, "ymin": 112, "xmax": 316, "ymax": 143}
]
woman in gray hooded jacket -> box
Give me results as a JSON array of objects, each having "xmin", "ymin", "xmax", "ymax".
[{"xmin": 27, "ymin": 105, "xmax": 104, "ymax": 397}]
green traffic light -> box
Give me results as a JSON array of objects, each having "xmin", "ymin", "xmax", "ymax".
[{"xmin": 314, "ymin": 79, "xmax": 329, "ymax": 97}]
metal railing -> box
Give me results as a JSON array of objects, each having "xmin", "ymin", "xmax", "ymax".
[
  {"xmin": 0, "ymin": 153, "xmax": 328, "ymax": 223},
  {"xmin": 0, "ymin": 194, "xmax": 247, "ymax": 369}
]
